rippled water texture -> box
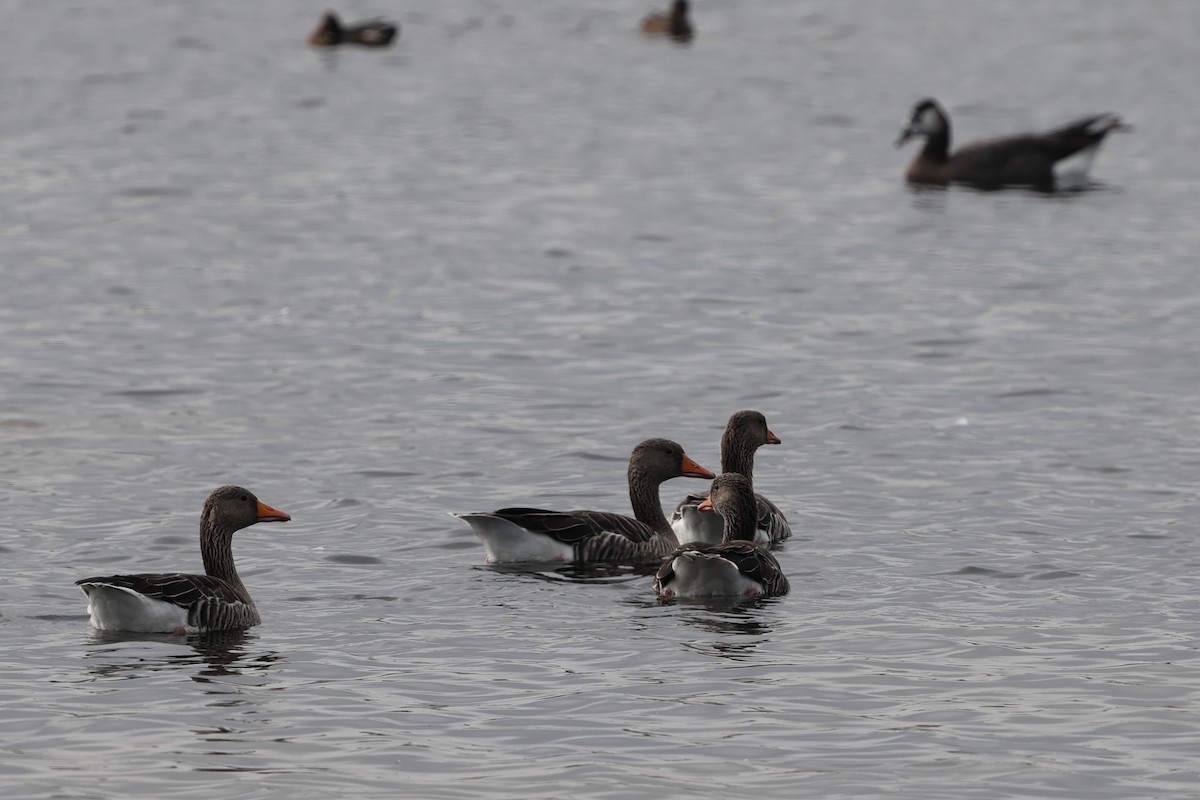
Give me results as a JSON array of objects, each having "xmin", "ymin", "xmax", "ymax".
[{"xmin": 1, "ymin": 1, "xmax": 1198, "ymax": 798}]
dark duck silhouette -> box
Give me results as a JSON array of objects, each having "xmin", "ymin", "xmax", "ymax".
[{"xmin": 896, "ymin": 98, "xmax": 1128, "ymax": 189}]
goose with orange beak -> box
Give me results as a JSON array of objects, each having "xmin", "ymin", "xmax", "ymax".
[
  {"xmin": 656, "ymin": 473, "xmax": 790, "ymax": 598},
  {"xmin": 76, "ymin": 485, "xmax": 291, "ymax": 634},
  {"xmin": 458, "ymin": 438, "xmax": 714, "ymax": 565}
]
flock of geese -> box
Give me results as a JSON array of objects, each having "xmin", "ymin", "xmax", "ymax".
[
  {"xmin": 75, "ymin": 412, "xmax": 791, "ymax": 634},
  {"xmin": 74, "ymin": 4, "xmax": 1132, "ymax": 633}
]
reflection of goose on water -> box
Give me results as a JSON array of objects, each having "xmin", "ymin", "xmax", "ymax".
[{"xmin": 82, "ymin": 628, "xmax": 282, "ymax": 681}]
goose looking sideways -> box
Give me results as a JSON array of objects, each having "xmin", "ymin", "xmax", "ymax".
[
  {"xmin": 655, "ymin": 473, "xmax": 790, "ymax": 599},
  {"xmin": 458, "ymin": 438, "xmax": 714, "ymax": 565},
  {"xmin": 671, "ymin": 410, "xmax": 790, "ymax": 547},
  {"xmin": 75, "ymin": 486, "xmax": 291, "ymax": 634}
]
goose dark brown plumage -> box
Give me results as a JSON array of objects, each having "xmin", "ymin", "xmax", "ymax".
[
  {"xmin": 75, "ymin": 486, "xmax": 291, "ymax": 634},
  {"xmin": 457, "ymin": 438, "xmax": 715, "ymax": 564},
  {"xmin": 896, "ymin": 98, "xmax": 1127, "ymax": 189},
  {"xmin": 656, "ymin": 473, "xmax": 790, "ymax": 598},
  {"xmin": 670, "ymin": 410, "xmax": 791, "ymax": 547},
  {"xmin": 308, "ymin": 11, "xmax": 398, "ymax": 47}
]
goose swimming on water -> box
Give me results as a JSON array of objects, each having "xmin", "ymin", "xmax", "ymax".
[
  {"xmin": 656, "ymin": 473, "xmax": 790, "ymax": 599},
  {"xmin": 457, "ymin": 438, "xmax": 714, "ymax": 565},
  {"xmin": 670, "ymin": 410, "xmax": 790, "ymax": 548},
  {"xmin": 895, "ymin": 98, "xmax": 1128, "ymax": 189},
  {"xmin": 75, "ymin": 485, "xmax": 291, "ymax": 634}
]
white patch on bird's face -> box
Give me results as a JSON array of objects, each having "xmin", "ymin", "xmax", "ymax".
[{"xmin": 917, "ymin": 106, "xmax": 944, "ymax": 134}]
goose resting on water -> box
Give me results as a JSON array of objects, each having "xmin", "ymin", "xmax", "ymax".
[
  {"xmin": 670, "ymin": 410, "xmax": 790, "ymax": 548},
  {"xmin": 656, "ymin": 473, "xmax": 790, "ymax": 598},
  {"xmin": 457, "ymin": 438, "xmax": 715, "ymax": 565},
  {"xmin": 895, "ymin": 98, "xmax": 1128, "ymax": 189},
  {"xmin": 75, "ymin": 486, "xmax": 291, "ymax": 634}
]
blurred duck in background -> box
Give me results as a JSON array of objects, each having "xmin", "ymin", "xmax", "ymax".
[
  {"xmin": 309, "ymin": 11, "xmax": 398, "ymax": 47},
  {"xmin": 640, "ymin": 0, "xmax": 693, "ymax": 44}
]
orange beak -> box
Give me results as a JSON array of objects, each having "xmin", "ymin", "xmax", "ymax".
[
  {"xmin": 766, "ymin": 428, "xmax": 781, "ymax": 445},
  {"xmin": 697, "ymin": 495, "xmax": 714, "ymax": 513},
  {"xmin": 680, "ymin": 453, "xmax": 716, "ymax": 479},
  {"xmin": 256, "ymin": 500, "xmax": 291, "ymax": 523}
]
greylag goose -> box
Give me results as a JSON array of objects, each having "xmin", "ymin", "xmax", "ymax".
[
  {"xmin": 895, "ymin": 98, "xmax": 1128, "ymax": 189},
  {"xmin": 308, "ymin": 11, "xmax": 398, "ymax": 47},
  {"xmin": 670, "ymin": 410, "xmax": 790, "ymax": 547},
  {"xmin": 655, "ymin": 473, "xmax": 790, "ymax": 598},
  {"xmin": 457, "ymin": 438, "xmax": 714, "ymax": 564},
  {"xmin": 640, "ymin": 0, "xmax": 693, "ymax": 43},
  {"xmin": 75, "ymin": 486, "xmax": 291, "ymax": 634}
]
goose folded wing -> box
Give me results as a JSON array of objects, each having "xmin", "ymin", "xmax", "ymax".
[
  {"xmin": 490, "ymin": 508, "xmax": 655, "ymax": 544},
  {"xmin": 1041, "ymin": 112, "xmax": 1126, "ymax": 143},
  {"xmin": 955, "ymin": 134, "xmax": 1056, "ymax": 171},
  {"xmin": 755, "ymin": 494, "xmax": 791, "ymax": 542},
  {"xmin": 714, "ymin": 541, "xmax": 786, "ymax": 584},
  {"xmin": 75, "ymin": 572, "xmax": 244, "ymax": 607},
  {"xmin": 960, "ymin": 115, "xmax": 1122, "ymax": 172}
]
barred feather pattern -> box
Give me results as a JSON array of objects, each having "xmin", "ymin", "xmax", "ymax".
[
  {"xmin": 461, "ymin": 438, "xmax": 713, "ymax": 565},
  {"xmin": 487, "ymin": 508, "xmax": 679, "ymax": 564},
  {"xmin": 654, "ymin": 540, "xmax": 790, "ymax": 597},
  {"xmin": 76, "ymin": 573, "xmax": 260, "ymax": 632},
  {"xmin": 490, "ymin": 508, "xmax": 656, "ymax": 544},
  {"xmin": 573, "ymin": 528, "xmax": 677, "ymax": 565},
  {"xmin": 74, "ymin": 486, "xmax": 289, "ymax": 634}
]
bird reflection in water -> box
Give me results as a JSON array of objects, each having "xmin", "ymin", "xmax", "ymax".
[
  {"xmin": 680, "ymin": 602, "xmax": 774, "ymax": 658},
  {"xmin": 618, "ymin": 593, "xmax": 784, "ymax": 658},
  {"xmin": 82, "ymin": 628, "xmax": 283, "ymax": 682}
]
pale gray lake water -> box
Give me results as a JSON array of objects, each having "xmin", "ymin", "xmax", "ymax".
[{"xmin": 1, "ymin": 1, "xmax": 1198, "ymax": 798}]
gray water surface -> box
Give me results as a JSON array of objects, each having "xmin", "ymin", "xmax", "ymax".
[{"xmin": 1, "ymin": 1, "xmax": 1198, "ymax": 798}]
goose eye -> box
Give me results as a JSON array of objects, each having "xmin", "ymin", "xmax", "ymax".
[{"xmin": 240, "ymin": 495, "xmax": 249, "ymax": 502}]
